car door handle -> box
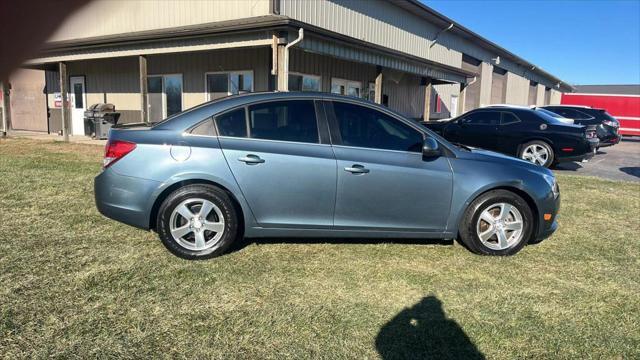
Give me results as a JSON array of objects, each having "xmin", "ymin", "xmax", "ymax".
[
  {"xmin": 344, "ymin": 164, "xmax": 370, "ymax": 174},
  {"xmin": 238, "ymin": 154, "xmax": 265, "ymax": 165}
]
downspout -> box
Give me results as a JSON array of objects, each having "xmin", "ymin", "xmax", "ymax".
[
  {"xmin": 430, "ymin": 23, "xmax": 453, "ymax": 48},
  {"xmin": 283, "ymin": 28, "xmax": 304, "ymax": 91}
]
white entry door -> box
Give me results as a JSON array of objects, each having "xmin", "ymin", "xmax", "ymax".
[
  {"xmin": 69, "ymin": 76, "xmax": 87, "ymax": 135},
  {"xmin": 450, "ymin": 95, "xmax": 459, "ymax": 118}
]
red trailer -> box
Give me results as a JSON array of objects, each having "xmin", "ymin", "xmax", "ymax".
[{"xmin": 562, "ymin": 85, "xmax": 640, "ymax": 137}]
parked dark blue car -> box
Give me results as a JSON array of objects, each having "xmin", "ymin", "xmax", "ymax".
[{"xmin": 95, "ymin": 92, "xmax": 560, "ymax": 259}]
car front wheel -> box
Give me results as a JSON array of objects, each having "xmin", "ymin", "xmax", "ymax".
[
  {"xmin": 519, "ymin": 140, "xmax": 554, "ymax": 168},
  {"xmin": 459, "ymin": 190, "xmax": 534, "ymax": 256},
  {"xmin": 156, "ymin": 184, "xmax": 239, "ymax": 260}
]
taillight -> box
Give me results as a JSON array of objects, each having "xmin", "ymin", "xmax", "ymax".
[
  {"xmin": 602, "ymin": 119, "xmax": 618, "ymax": 127},
  {"xmin": 103, "ymin": 140, "xmax": 136, "ymax": 168}
]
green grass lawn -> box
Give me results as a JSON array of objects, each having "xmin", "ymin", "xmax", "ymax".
[{"xmin": 1, "ymin": 138, "xmax": 639, "ymax": 359}]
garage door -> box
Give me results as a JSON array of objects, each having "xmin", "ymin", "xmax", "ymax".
[
  {"xmin": 528, "ymin": 81, "xmax": 537, "ymax": 105},
  {"xmin": 461, "ymin": 55, "xmax": 481, "ymax": 112},
  {"xmin": 490, "ymin": 67, "xmax": 507, "ymax": 104}
]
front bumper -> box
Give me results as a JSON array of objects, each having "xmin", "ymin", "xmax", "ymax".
[
  {"xmin": 94, "ymin": 168, "xmax": 161, "ymax": 230},
  {"xmin": 534, "ymin": 192, "xmax": 560, "ymax": 242}
]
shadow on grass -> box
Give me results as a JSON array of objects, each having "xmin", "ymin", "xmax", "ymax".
[
  {"xmin": 229, "ymin": 237, "xmax": 453, "ymax": 253},
  {"xmin": 375, "ymin": 296, "xmax": 485, "ymax": 360}
]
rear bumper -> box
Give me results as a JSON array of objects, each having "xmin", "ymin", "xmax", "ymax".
[
  {"xmin": 94, "ymin": 168, "xmax": 160, "ymax": 230},
  {"xmin": 556, "ymin": 138, "xmax": 598, "ymax": 163},
  {"xmin": 598, "ymin": 134, "xmax": 621, "ymax": 147}
]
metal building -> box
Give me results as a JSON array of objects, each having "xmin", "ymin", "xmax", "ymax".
[{"xmin": 20, "ymin": 0, "xmax": 573, "ymax": 137}]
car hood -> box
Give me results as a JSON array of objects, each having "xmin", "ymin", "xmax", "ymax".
[{"xmin": 459, "ymin": 147, "xmax": 553, "ymax": 176}]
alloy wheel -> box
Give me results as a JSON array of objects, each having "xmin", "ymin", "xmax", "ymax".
[
  {"xmin": 476, "ymin": 202, "xmax": 524, "ymax": 250},
  {"xmin": 521, "ymin": 144, "xmax": 549, "ymax": 166},
  {"xmin": 169, "ymin": 198, "xmax": 225, "ymax": 251}
]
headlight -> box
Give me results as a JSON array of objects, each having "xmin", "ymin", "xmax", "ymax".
[{"xmin": 543, "ymin": 174, "xmax": 559, "ymax": 199}]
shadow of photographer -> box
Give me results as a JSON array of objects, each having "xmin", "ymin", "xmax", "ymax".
[{"xmin": 375, "ymin": 296, "xmax": 485, "ymax": 360}]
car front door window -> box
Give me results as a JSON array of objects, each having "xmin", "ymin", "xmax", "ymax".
[{"xmin": 332, "ymin": 101, "xmax": 423, "ymax": 152}]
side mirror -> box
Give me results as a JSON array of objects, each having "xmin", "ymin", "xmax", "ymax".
[{"xmin": 422, "ymin": 137, "xmax": 440, "ymax": 158}]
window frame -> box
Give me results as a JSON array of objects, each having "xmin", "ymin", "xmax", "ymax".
[
  {"xmin": 204, "ymin": 70, "xmax": 255, "ymax": 102},
  {"xmin": 212, "ymin": 98, "xmax": 330, "ymax": 145},
  {"xmin": 324, "ymin": 99, "xmax": 427, "ymax": 154},
  {"xmin": 288, "ymin": 72, "xmax": 322, "ymax": 92}
]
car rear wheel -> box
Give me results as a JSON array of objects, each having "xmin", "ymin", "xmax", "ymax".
[
  {"xmin": 519, "ymin": 141, "xmax": 554, "ymax": 168},
  {"xmin": 459, "ymin": 190, "xmax": 534, "ymax": 256},
  {"xmin": 157, "ymin": 184, "xmax": 238, "ymax": 259}
]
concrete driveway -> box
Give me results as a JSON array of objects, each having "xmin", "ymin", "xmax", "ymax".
[{"xmin": 553, "ymin": 138, "xmax": 640, "ymax": 182}]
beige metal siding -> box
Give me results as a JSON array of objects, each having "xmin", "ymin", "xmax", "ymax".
[
  {"xmin": 44, "ymin": 48, "xmax": 271, "ymax": 124},
  {"xmin": 550, "ymin": 89, "xmax": 562, "ymax": 105},
  {"xmin": 544, "ymin": 87, "xmax": 551, "ymax": 105},
  {"xmin": 383, "ymin": 71, "xmax": 425, "ymax": 119},
  {"xmin": 536, "ymin": 84, "xmax": 545, "ymax": 106},
  {"xmin": 280, "ymin": 0, "xmax": 462, "ymax": 68},
  {"xmin": 289, "ymin": 48, "xmax": 378, "ymax": 93},
  {"xmin": 490, "ymin": 68, "xmax": 507, "ymax": 104},
  {"xmin": 148, "ymin": 47, "xmax": 271, "ymax": 109},
  {"xmin": 461, "ymin": 55, "xmax": 481, "ymax": 111},
  {"xmin": 49, "ymin": 0, "xmax": 271, "ymax": 42},
  {"xmin": 528, "ymin": 82, "xmax": 537, "ymax": 106},
  {"xmin": 478, "ymin": 62, "xmax": 493, "ymax": 107},
  {"xmin": 8, "ymin": 69, "xmax": 48, "ymax": 132},
  {"xmin": 505, "ymin": 72, "xmax": 529, "ymax": 105}
]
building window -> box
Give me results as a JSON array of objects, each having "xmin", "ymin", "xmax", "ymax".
[
  {"xmin": 288, "ymin": 73, "xmax": 321, "ymax": 92},
  {"xmin": 331, "ymin": 78, "xmax": 362, "ymax": 98},
  {"xmin": 206, "ymin": 71, "xmax": 253, "ymax": 101},
  {"xmin": 147, "ymin": 74, "xmax": 183, "ymax": 122},
  {"xmin": 367, "ymin": 82, "xmax": 376, "ymax": 101}
]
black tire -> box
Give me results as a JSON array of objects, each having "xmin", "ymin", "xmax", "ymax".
[
  {"xmin": 156, "ymin": 184, "xmax": 239, "ymax": 260},
  {"xmin": 459, "ymin": 190, "xmax": 534, "ymax": 256},
  {"xmin": 518, "ymin": 140, "xmax": 555, "ymax": 168}
]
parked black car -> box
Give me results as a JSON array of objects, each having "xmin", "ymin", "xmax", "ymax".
[
  {"xmin": 422, "ymin": 107, "xmax": 599, "ymax": 168},
  {"xmin": 541, "ymin": 105, "xmax": 621, "ymax": 147}
]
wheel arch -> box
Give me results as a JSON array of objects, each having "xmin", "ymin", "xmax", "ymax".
[
  {"xmin": 457, "ymin": 185, "xmax": 540, "ymax": 241},
  {"xmin": 149, "ymin": 178, "xmax": 246, "ymax": 233}
]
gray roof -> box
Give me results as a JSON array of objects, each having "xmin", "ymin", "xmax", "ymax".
[{"xmin": 572, "ymin": 85, "xmax": 640, "ymax": 95}]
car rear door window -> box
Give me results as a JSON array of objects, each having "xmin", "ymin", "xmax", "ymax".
[
  {"xmin": 501, "ymin": 112, "xmax": 520, "ymax": 125},
  {"xmin": 332, "ymin": 102, "xmax": 423, "ymax": 152},
  {"xmin": 215, "ymin": 108, "xmax": 247, "ymax": 137},
  {"xmin": 248, "ymin": 100, "xmax": 319, "ymax": 143},
  {"xmin": 462, "ymin": 111, "xmax": 500, "ymax": 125}
]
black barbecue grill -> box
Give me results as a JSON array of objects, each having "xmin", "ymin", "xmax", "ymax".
[{"xmin": 84, "ymin": 103, "xmax": 121, "ymax": 139}]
